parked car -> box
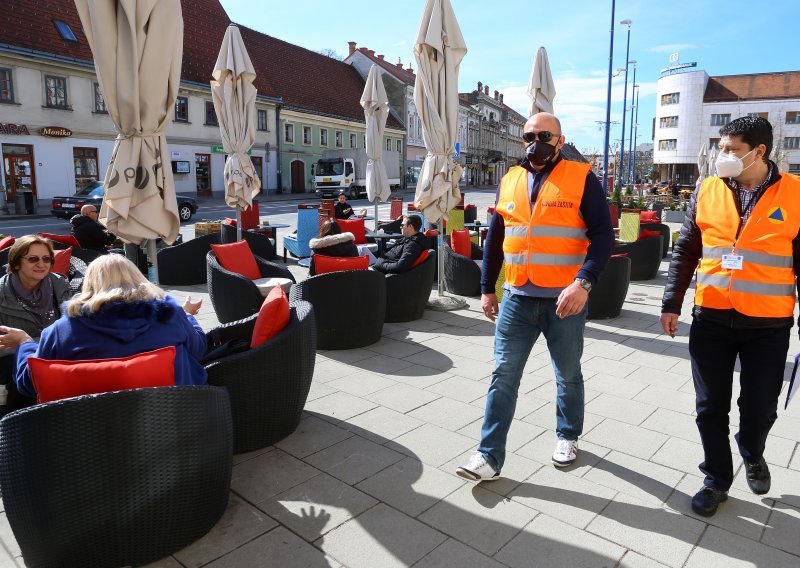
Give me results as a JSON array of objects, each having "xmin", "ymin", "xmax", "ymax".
[{"xmin": 51, "ymin": 180, "xmax": 198, "ymax": 222}]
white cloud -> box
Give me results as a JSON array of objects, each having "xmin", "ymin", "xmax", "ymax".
[{"xmin": 648, "ymin": 43, "xmax": 696, "ymax": 53}]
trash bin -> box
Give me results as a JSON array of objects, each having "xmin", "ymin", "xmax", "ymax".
[
  {"xmin": 23, "ymin": 191, "xmax": 34, "ymax": 215},
  {"xmin": 14, "ymin": 193, "xmax": 26, "ymax": 216}
]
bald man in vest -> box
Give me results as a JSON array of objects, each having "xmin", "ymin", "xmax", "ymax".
[
  {"xmin": 457, "ymin": 113, "xmax": 613, "ymax": 482},
  {"xmin": 662, "ymin": 116, "xmax": 800, "ymax": 517}
]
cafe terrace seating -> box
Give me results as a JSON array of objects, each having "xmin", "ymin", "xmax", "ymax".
[
  {"xmin": 283, "ymin": 205, "xmax": 319, "ymax": 261},
  {"xmin": 205, "ymin": 301, "xmax": 316, "ymax": 453},
  {"xmin": 587, "ymin": 254, "xmax": 631, "ymax": 319},
  {"xmin": 613, "ymin": 234, "xmax": 664, "ymax": 281},
  {"xmin": 220, "ymin": 221, "xmax": 277, "ymax": 261},
  {"xmin": 157, "ymin": 232, "xmax": 221, "ymax": 286},
  {"xmin": 384, "ymin": 249, "xmax": 436, "ymax": 322},
  {"xmin": 207, "ymin": 251, "xmax": 295, "ymax": 324},
  {"xmin": 443, "ymin": 238, "xmax": 483, "ymax": 297},
  {"xmin": 0, "ymin": 386, "xmax": 233, "ymax": 568},
  {"xmin": 289, "ymin": 269, "xmax": 386, "ymax": 349}
]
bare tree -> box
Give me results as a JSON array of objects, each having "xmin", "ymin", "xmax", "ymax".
[{"xmin": 317, "ymin": 48, "xmax": 344, "ymax": 61}]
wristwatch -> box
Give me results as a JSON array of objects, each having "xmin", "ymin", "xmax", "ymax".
[{"xmin": 574, "ymin": 278, "xmax": 593, "ymax": 292}]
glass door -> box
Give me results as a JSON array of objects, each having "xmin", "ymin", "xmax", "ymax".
[
  {"xmin": 195, "ymin": 153, "xmax": 211, "ymax": 196},
  {"xmin": 2, "ymin": 144, "xmax": 36, "ymax": 202},
  {"xmin": 73, "ymin": 147, "xmax": 99, "ymax": 191}
]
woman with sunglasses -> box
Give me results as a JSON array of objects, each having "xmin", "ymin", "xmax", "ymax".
[{"xmin": 0, "ymin": 235, "xmax": 72, "ymax": 408}]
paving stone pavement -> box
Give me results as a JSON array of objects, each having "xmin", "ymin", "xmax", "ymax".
[{"xmin": 2, "ymin": 198, "xmax": 799, "ymax": 567}]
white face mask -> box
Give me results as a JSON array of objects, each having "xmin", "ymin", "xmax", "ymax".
[{"xmin": 715, "ymin": 149, "xmax": 756, "ymax": 179}]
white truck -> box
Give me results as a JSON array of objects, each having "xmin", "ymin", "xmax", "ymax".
[{"xmin": 314, "ymin": 149, "xmax": 401, "ymax": 199}]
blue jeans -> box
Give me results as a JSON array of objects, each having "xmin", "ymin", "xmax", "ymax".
[{"xmin": 478, "ymin": 293, "xmax": 587, "ymax": 471}]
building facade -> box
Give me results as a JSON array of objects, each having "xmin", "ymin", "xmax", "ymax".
[{"xmin": 653, "ymin": 69, "xmax": 800, "ymax": 185}]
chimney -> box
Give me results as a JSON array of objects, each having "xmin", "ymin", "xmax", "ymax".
[
  {"xmin": 378, "ymin": 54, "xmax": 384, "ymax": 60},
  {"xmin": 500, "ymin": 93, "xmax": 504, "ymax": 104},
  {"xmin": 477, "ymin": 81, "xmax": 482, "ymax": 92},
  {"xmin": 494, "ymin": 90, "xmax": 499, "ymax": 100},
  {"xmin": 366, "ymin": 49, "xmax": 375, "ymax": 57},
  {"xmin": 406, "ymin": 65, "xmax": 414, "ymax": 74},
  {"xmin": 484, "ymin": 85, "xmax": 489, "ymax": 96},
  {"xmin": 396, "ymin": 59, "xmax": 404, "ymax": 69},
  {"xmin": 348, "ymin": 41, "xmax": 356, "ymax": 56}
]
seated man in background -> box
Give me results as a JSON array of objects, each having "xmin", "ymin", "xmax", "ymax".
[
  {"xmin": 70, "ymin": 205, "xmax": 117, "ymax": 251},
  {"xmin": 373, "ymin": 214, "xmax": 426, "ymax": 274}
]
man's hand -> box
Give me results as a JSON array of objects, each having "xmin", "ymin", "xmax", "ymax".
[
  {"xmin": 481, "ymin": 293, "xmax": 499, "ymax": 321},
  {"xmin": 555, "ymin": 281, "xmax": 588, "ymax": 319},
  {"xmin": 660, "ymin": 313, "xmax": 678, "ymax": 338},
  {"xmin": 182, "ymin": 296, "xmax": 202, "ymax": 316},
  {"xmin": 0, "ymin": 326, "xmax": 34, "ymax": 351}
]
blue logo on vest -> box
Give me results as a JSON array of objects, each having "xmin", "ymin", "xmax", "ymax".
[
  {"xmin": 506, "ymin": 202, "xmax": 515, "ymax": 212},
  {"xmin": 767, "ymin": 206, "xmax": 786, "ymax": 224}
]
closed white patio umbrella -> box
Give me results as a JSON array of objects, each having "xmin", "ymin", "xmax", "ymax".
[
  {"xmin": 75, "ymin": 0, "xmax": 183, "ymax": 280},
  {"xmin": 708, "ymin": 145, "xmax": 718, "ymax": 178},
  {"xmin": 413, "ymin": 0, "xmax": 468, "ymax": 309},
  {"xmin": 697, "ymin": 143, "xmax": 708, "ymax": 181},
  {"xmin": 211, "ymin": 23, "xmax": 261, "ymax": 241},
  {"xmin": 528, "ymin": 46, "xmax": 556, "ymax": 116},
  {"xmin": 361, "ymin": 64, "xmax": 391, "ymax": 229}
]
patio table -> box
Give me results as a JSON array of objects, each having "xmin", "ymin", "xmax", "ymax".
[{"xmin": 365, "ymin": 232, "xmax": 402, "ymax": 256}]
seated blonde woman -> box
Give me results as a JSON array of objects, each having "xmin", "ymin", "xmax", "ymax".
[{"xmin": 14, "ymin": 254, "xmax": 208, "ymax": 399}]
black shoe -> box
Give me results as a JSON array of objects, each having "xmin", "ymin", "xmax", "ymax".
[
  {"xmin": 691, "ymin": 487, "xmax": 728, "ymax": 517},
  {"xmin": 744, "ymin": 457, "xmax": 771, "ymax": 495}
]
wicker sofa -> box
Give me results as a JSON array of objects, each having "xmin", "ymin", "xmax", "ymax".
[{"xmin": 384, "ymin": 249, "xmax": 437, "ymax": 322}]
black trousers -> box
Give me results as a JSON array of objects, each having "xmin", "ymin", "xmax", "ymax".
[{"xmin": 689, "ymin": 317, "xmax": 789, "ymax": 490}]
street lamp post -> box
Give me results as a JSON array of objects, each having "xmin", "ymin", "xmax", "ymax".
[
  {"xmin": 601, "ymin": 0, "xmax": 616, "ymax": 193},
  {"xmin": 618, "ymin": 19, "xmax": 632, "ymax": 189},
  {"xmin": 628, "ymin": 82, "xmax": 639, "ymax": 186}
]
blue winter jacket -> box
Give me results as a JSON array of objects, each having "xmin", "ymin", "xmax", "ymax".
[{"xmin": 15, "ymin": 295, "xmax": 208, "ymax": 398}]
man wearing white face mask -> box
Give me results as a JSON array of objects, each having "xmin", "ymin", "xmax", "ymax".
[{"xmin": 661, "ymin": 116, "xmax": 800, "ymax": 517}]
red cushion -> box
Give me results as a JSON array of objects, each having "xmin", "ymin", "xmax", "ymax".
[
  {"xmin": 0, "ymin": 236, "xmax": 15, "ymax": 251},
  {"xmin": 39, "ymin": 233, "xmax": 81, "ymax": 249},
  {"xmin": 223, "ymin": 217, "xmax": 237, "ymax": 227},
  {"xmin": 337, "ymin": 218, "xmax": 367, "ymax": 244},
  {"xmin": 314, "ymin": 254, "xmax": 369, "ymax": 275},
  {"xmin": 251, "ymin": 286, "xmax": 290, "ymax": 348},
  {"xmin": 610, "ymin": 253, "xmax": 629, "ymax": 258},
  {"xmin": 638, "ymin": 229, "xmax": 661, "ymax": 241},
  {"xmin": 241, "ymin": 200, "xmax": 260, "ymax": 230},
  {"xmin": 211, "ymin": 240, "xmax": 261, "ymax": 280},
  {"xmin": 29, "ymin": 346, "xmax": 176, "ymax": 404},
  {"xmin": 640, "ymin": 211, "xmax": 659, "ymax": 222},
  {"xmin": 451, "ymin": 229, "xmax": 472, "ymax": 257},
  {"xmin": 52, "ymin": 247, "xmax": 72, "ymax": 277},
  {"xmin": 411, "ymin": 249, "xmax": 430, "ymax": 268},
  {"xmin": 424, "ymin": 229, "xmax": 439, "ymax": 238}
]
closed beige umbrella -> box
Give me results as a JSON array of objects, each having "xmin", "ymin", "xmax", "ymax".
[
  {"xmin": 528, "ymin": 46, "xmax": 556, "ymax": 115},
  {"xmin": 412, "ymin": 0, "xmax": 467, "ymax": 225},
  {"xmin": 361, "ymin": 65, "xmax": 391, "ymax": 229},
  {"xmin": 74, "ymin": 0, "xmax": 182, "ymax": 251},
  {"xmin": 212, "ymin": 24, "xmax": 261, "ymax": 239}
]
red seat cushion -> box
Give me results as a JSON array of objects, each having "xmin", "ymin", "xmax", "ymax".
[
  {"xmin": 337, "ymin": 218, "xmax": 367, "ymax": 244},
  {"xmin": 451, "ymin": 229, "xmax": 472, "ymax": 257},
  {"xmin": 314, "ymin": 254, "xmax": 369, "ymax": 274},
  {"xmin": 639, "ymin": 229, "xmax": 661, "ymax": 241},
  {"xmin": 52, "ymin": 247, "xmax": 72, "ymax": 277},
  {"xmin": 29, "ymin": 346, "xmax": 176, "ymax": 403},
  {"xmin": 640, "ymin": 211, "xmax": 659, "ymax": 222},
  {"xmin": 241, "ymin": 201, "xmax": 260, "ymax": 230},
  {"xmin": 424, "ymin": 229, "xmax": 439, "ymax": 238},
  {"xmin": 223, "ymin": 217, "xmax": 237, "ymax": 227},
  {"xmin": 0, "ymin": 236, "xmax": 14, "ymax": 250},
  {"xmin": 411, "ymin": 249, "xmax": 430, "ymax": 268},
  {"xmin": 39, "ymin": 233, "xmax": 81, "ymax": 249},
  {"xmin": 211, "ymin": 240, "xmax": 261, "ymax": 280},
  {"xmin": 251, "ymin": 286, "xmax": 290, "ymax": 348}
]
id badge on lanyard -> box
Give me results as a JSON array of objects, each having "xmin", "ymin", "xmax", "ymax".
[{"xmin": 721, "ymin": 253, "xmax": 744, "ymax": 270}]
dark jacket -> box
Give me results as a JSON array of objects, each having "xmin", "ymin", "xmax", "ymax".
[
  {"xmin": 15, "ymin": 295, "xmax": 208, "ymax": 398},
  {"xmin": 334, "ymin": 201, "xmax": 354, "ymax": 219},
  {"xmin": 308, "ymin": 232, "xmax": 359, "ymax": 275},
  {"xmin": 373, "ymin": 232, "xmax": 426, "ymax": 274},
  {"xmin": 70, "ymin": 214, "xmax": 117, "ymax": 251},
  {"xmin": 480, "ymin": 156, "xmax": 614, "ymax": 294},
  {"xmin": 662, "ymin": 162, "xmax": 800, "ymax": 330}
]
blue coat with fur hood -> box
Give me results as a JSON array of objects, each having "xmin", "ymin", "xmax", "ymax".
[{"xmin": 15, "ymin": 295, "xmax": 207, "ymax": 398}]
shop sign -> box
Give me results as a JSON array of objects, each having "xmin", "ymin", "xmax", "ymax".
[
  {"xmin": 211, "ymin": 145, "xmax": 251, "ymax": 154},
  {"xmin": 39, "ymin": 126, "xmax": 72, "ymax": 138},
  {"xmin": 0, "ymin": 123, "xmax": 30, "ymax": 135}
]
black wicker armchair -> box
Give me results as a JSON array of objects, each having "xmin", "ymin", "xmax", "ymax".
[
  {"xmin": 289, "ymin": 269, "xmax": 386, "ymax": 349},
  {"xmin": 205, "ymin": 301, "xmax": 316, "ymax": 453},
  {"xmin": 220, "ymin": 222, "xmax": 277, "ymax": 261},
  {"xmin": 384, "ymin": 249, "xmax": 436, "ymax": 322},
  {"xmin": 640, "ymin": 222, "xmax": 670, "ymax": 258},
  {"xmin": 0, "ymin": 386, "xmax": 233, "ymax": 568},
  {"xmin": 613, "ymin": 235, "xmax": 664, "ymax": 281},
  {"xmin": 443, "ymin": 239, "xmax": 482, "ymax": 297},
  {"xmin": 588, "ymin": 255, "xmax": 631, "ymax": 319},
  {"xmin": 157, "ymin": 233, "xmax": 221, "ymax": 285},
  {"xmin": 207, "ymin": 251, "xmax": 295, "ymax": 324}
]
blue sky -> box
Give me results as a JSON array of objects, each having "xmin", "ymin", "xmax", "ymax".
[{"xmin": 219, "ymin": 0, "xmax": 798, "ymax": 155}]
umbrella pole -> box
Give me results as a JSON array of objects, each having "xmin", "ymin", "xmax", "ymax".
[
  {"xmin": 146, "ymin": 239, "xmax": 159, "ymax": 285},
  {"xmin": 236, "ymin": 205, "xmax": 242, "ymax": 241},
  {"xmin": 374, "ymin": 202, "xmax": 378, "ymax": 232}
]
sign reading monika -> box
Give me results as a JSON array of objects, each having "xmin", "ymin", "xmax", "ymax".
[{"xmin": 39, "ymin": 126, "xmax": 73, "ymax": 138}]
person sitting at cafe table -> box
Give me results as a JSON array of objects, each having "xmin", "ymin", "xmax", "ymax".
[
  {"xmin": 334, "ymin": 193, "xmax": 367, "ymax": 220},
  {"xmin": 308, "ymin": 219, "xmax": 360, "ymax": 276},
  {"xmin": 70, "ymin": 204, "xmax": 117, "ymax": 252},
  {"xmin": 372, "ymin": 214, "xmax": 426, "ymax": 274}
]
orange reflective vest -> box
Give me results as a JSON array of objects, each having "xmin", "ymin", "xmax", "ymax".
[
  {"xmin": 497, "ymin": 161, "xmax": 591, "ymax": 288},
  {"xmin": 695, "ymin": 174, "xmax": 800, "ymax": 317}
]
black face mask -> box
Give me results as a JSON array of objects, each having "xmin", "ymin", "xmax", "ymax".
[{"xmin": 526, "ymin": 141, "xmax": 557, "ymax": 167}]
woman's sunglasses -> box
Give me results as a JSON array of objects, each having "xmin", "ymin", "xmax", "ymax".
[
  {"xmin": 23, "ymin": 255, "xmax": 53, "ymax": 264},
  {"xmin": 523, "ymin": 131, "xmax": 560, "ymax": 144}
]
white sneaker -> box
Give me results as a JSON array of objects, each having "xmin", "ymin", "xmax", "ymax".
[
  {"xmin": 456, "ymin": 452, "xmax": 500, "ymax": 482},
  {"xmin": 552, "ymin": 439, "xmax": 578, "ymax": 467}
]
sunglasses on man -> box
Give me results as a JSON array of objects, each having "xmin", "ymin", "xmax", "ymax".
[{"xmin": 522, "ymin": 130, "xmax": 561, "ymax": 144}]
